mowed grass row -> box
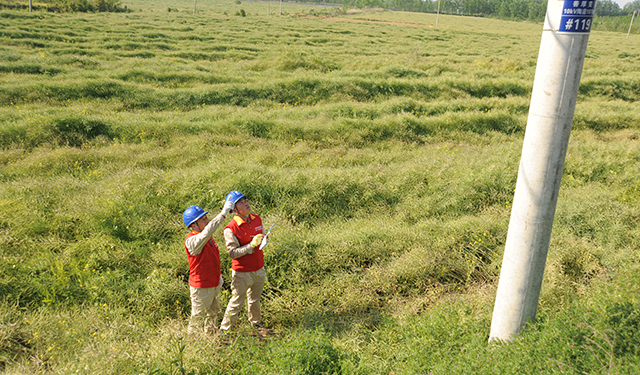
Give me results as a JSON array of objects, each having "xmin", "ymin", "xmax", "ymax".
[
  {"xmin": 1, "ymin": 96, "xmax": 638, "ymax": 152},
  {"xmin": 1, "ymin": 6, "xmax": 639, "ymax": 152},
  {"xmin": 3, "ymin": 74, "xmax": 640, "ymax": 107},
  {"xmin": 2, "ymin": 3, "xmax": 640, "ymax": 374},
  {"xmin": 1, "ymin": 8, "xmax": 639, "ymax": 97}
]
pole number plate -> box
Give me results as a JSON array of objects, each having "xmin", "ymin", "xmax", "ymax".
[{"xmin": 559, "ymin": 0, "xmax": 596, "ymax": 33}]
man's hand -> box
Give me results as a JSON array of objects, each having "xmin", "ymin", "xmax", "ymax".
[
  {"xmin": 221, "ymin": 200, "xmax": 234, "ymax": 217},
  {"xmin": 250, "ymin": 234, "xmax": 264, "ymax": 248}
]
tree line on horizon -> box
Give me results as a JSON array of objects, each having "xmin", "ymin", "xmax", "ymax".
[
  {"xmin": 0, "ymin": 0, "xmax": 126, "ymax": 12},
  {"xmin": 1, "ymin": 0, "xmax": 638, "ymax": 26},
  {"xmin": 337, "ymin": 0, "xmax": 640, "ymax": 21}
]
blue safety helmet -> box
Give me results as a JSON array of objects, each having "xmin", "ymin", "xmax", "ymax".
[
  {"xmin": 225, "ymin": 190, "xmax": 245, "ymax": 206},
  {"xmin": 183, "ymin": 205, "xmax": 208, "ymax": 228}
]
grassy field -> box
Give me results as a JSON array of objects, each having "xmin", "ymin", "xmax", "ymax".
[{"xmin": 1, "ymin": 1, "xmax": 640, "ymax": 373}]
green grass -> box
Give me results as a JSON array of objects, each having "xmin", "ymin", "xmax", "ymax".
[{"xmin": 2, "ymin": 2, "xmax": 640, "ymax": 373}]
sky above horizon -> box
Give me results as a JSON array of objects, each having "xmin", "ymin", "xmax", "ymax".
[{"xmin": 613, "ymin": 0, "xmax": 633, "ymax": 7}]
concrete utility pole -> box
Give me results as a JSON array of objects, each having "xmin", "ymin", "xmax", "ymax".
[
  {"xmin": 489, "ymin": 0, "xmax": 596, "ymax": 342},
  {"xmin": 628, "ymin": 10, "xmax": 637, "ymax": 39},
  {"xmin": 436, "ymin": 0, "xmax": 441, "ymax": 27},
  {"xmin": 280, "ymin": 0, "xmax": 282, "ymax": 16},
  {"xmin": 193, "ymin": 0, "xmax": 196, "ymax": 14}
]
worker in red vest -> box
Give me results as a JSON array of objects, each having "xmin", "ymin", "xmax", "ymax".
[
  {"xmin": 220, "ymin": 191, "xmax": 267, "ymax": 331},
  {"xmin": 183, "ymin": 200, "xmax": 234, "ymax": 334}
]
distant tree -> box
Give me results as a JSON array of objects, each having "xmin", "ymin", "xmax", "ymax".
[
  {"xmin": 595, "ymin": 0, "xmax": 624, "ymax": 16},
  {"xmin": 94, "ymin": 0, "xmax": 121, "ymax": 12},
  {"xmin": 324, "ymin": 0, "xmax": 630, "ymax": 19},
  {"xmin": 462, "ymin": 0, "xmax": 491, "ymax": 15},
  {"xmin": 356, "ymin": 0, "xmax": 385, "ymax": 8},
  {"xmin": 46, "ymin": 0, "xmax": 124, "ymax": 12},
  {"xmin": 441, "ymin": 0, "xmax": 461, "ymax": 13},
  {"xmin": 623, "ymin": 0, "xmax": 640, "ymax": 12},
  {"xmin": 498, "ymin": 1, "xmax": 509, "ymax": 17},
  {"xmin": 526, "ymin": 0, "xmax": 546, "ymax": 21}
]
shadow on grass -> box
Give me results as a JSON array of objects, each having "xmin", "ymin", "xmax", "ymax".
[{"xmin": 299, "ymin": 304, "xmax": 386, "ymax": 337}]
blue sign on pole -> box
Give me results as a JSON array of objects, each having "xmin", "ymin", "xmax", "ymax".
[{"xmin": 559, "ymin": 0, "xmax": 596, "ymax": 33}]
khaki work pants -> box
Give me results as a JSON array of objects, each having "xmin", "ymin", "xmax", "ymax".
[
  {"xmin": 188, "ymin": 285, "xmax": 221, "ymax": 334},
  {"xmin": 220, "ymin": 267, "xmax": 266, "ymax": 330}
]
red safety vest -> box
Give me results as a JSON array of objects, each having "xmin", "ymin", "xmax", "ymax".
[
  {"xmin": 185, "ymin": 231, "xmax": 221, "ymax": 288},
  {"xmin": 225, "ymin": 214, "xmax": 264, "ymax": 272}
]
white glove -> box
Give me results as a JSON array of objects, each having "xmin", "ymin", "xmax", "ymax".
[
  {"xmin": 219, "ymin": 275, "xmax": 224, "ymax": 287},
  {"xmin": 221, "ymin": 199, "xmax": 234, "ymax": 217},
  {"xmin": 250, "ymin": 234, "xmax": 264, "ymax": 248}
]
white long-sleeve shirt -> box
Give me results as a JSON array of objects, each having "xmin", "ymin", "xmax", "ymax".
[
  {"xmin": 185, "ymin": 213, "xmax": 226, "ymax": 256},
  {"xmin": 223, "ymin": 227, "xmax": 256, "ymax": 259}
]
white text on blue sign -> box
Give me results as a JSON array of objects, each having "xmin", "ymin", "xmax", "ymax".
[{"xmin": 559, "ymin": 0, "xmax": 596, "ymax": 33}]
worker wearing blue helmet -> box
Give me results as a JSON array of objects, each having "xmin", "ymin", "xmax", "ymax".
[
  {"xmin": 220, "ymin": 190, "xmax": 268, "ymax": 332},
  {"xmin": 182, "ymin": 199, "xmax": 234, "ymax": 335}
]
